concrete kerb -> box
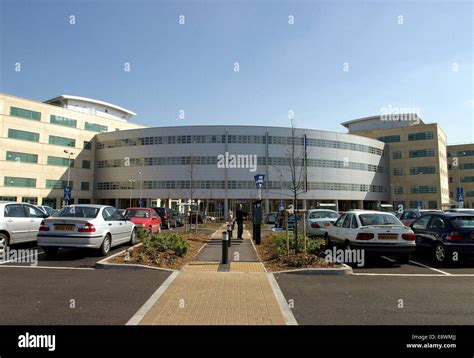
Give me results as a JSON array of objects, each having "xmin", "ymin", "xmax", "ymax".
[{"xmin": 271, "ymin": 263, "xmax": 353, "ymax": 275}]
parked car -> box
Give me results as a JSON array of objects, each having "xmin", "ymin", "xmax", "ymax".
[
  {"xmin": 326, "ymin": 211, "xmax": 416, "ymax": 263},
  {"xmin": 36, "ymin": 205, "xmax": 56, "ymax": 217},
  {"xmin": 152, "ymin": 207, "xmax": 176, "ymax": 229},
  {"xmin": 189, "ymin": 212, "xmax": 205, "ymax": 224},
  {"xmin": 307, "ymin": 209, "xmax": 339, "ymax": 237},
  {"xmin": 399, "ymin": 209, "xmax": 441, "ymax": 226},
  {"xmin": 265, "ymin": 212, "xmax": 278, "ymax": 225},
  {"xmin": 124, "ymin": 207, "xmax": 161, "ymax": 234},
  {"xmin": 37, "ymin": 205, "xmax": 137, "ymax": 256},
  {"xmin": 410, "ymin": 212, "xmax": 474, "ymax": 263},
  {"xmin": 445, "ymin": 208, "xmax": 474, "ymax": 215},
  {"xmin": 287, "ymin": 214, "xmax": 303, "ymax": 232},
  {"xmin": 170, "ymin": 210, "xmax": 184, "ymax": 227},
  {"xmin": 0, "ymin": 202, "xmax": 48, "ymax": 251}
]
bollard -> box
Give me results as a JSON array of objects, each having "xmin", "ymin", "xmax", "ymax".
[
  {"xmin": 221, "ymin": 231, "xmax": 228, "ymax": 264},
  {"xmin": 227, "ymin": 222, "xmax": 232, "ymax": 247}
]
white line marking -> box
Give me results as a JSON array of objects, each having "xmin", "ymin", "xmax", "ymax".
[
  {"xmin": 267, "ymin": 273, "xmax": 298, "ymax": 325},
  {"xmin": 353, "ymin": 273, "xmax": 448, "ymax": 277},
  {"xmin": 409, "ymin": 260, "xmax": 453, "ymax": 276},
  {"xmin": 0, "ymin": 250, "xmax": 45, "ymax": 265},
  {"xmin": 126, "ymin": 271, "xmax": 180, "ymax": 325},
  {"xmin": 0, "ymin": 264, "xmax": 95, "ymax": 270},
  {"xmin": 381, "ymin": 256, "xmax": 396, "ymax": 263}
]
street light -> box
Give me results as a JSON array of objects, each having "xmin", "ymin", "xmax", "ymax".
[
  {"xmin": 417, "ymin": 171, "xmax": 423, "ymax": 209},
  {"xmin": 63, "ymin": 150, "xmax": 74, "ymax": 206},
  {"xmin": 137, "ymin": 171, "xmax": 143, "ymax": 207},
  {"xmin": 128, "ymin": 179, "xmax": 136, "ymax": 208}
]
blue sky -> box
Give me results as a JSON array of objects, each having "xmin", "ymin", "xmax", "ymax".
[{"xmin": 1, "ymin": 0, "xmax": 472, "ymax": 143}]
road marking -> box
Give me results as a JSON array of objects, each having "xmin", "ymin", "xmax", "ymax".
[
  {"xmin": 409, "ymin": 260, "xmax": 453, "ymax": 276},
  {"xmin": 0, "ymin": 264, "xmax": 95, "ymax": 270},
  {"xmin": 380, "ymin": 256, "xmax": 396, "ymax": 263},
  {"xmin": 353, "ymin": 273, "xmax": 449, "ymax": 277},
  {"xmin": 126, "ymin": 271, "xmax": 179, "ymax": 325},
  {"xmin": 267, "ymin": 273, "xmax": 298, "ymax": 325}
]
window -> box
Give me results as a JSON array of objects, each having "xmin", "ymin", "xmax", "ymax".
[
  {"xmin": 49, "ymin": 135, "xmax": 75, "ymax": 147},
  {"xmin": 409, "ymin": 149, "xmax": 435, "ymax": 158},
  {"xmin": 410, "ymin": 166, "xmax": 436, "ymax": 175},
  {"xmin": 428, "ymin": 216, "xmax": 445, "ymax": 230},
  {"xmin": 46, "ymin": 180, "xmax": 72, "ymax": 189},
  {"xmin": 4, "ymin": 204, "xmax": 27, "ymax": 218},
  {"xmin": 377, "ymin": 135, "xmax": 400, "ymax": 143},
  {"xmin": 42, "ymin": 198, "xmax": 57, "ymax": 209},
  {"xmin": 428, "ymin": 201, "xmax": 438, "ymax": 209},
  {"xmin": 55, "ymin": 206, "xmax": 99, "ymax": 218},
  {"xmin": 85, "ymin": 122, "xmax": 108, "ymax": 133},
  {"xmin": 78, "ymin": 199, "xmax": 91, "ymax": 204},
  {"xmin": 8, "ymin": 129, "xmax": 39, "ymax": 142},
  {"xmin": 394, "ymin": 186, "xmax": 403, "ymax": 194},
  {"xmin": 335, "ymin": 214, "xmax": 346, "ymax": 227},
  {"xmin": 408, "ymin": 132, "xmax": 434, "ymax": 141},
  {"xmin": 81, "ymin": 182, "xmax": 90, "ymax": 191},
  {"xmin": 10, "ymin": 107, "xmax": 41, "ymax": 121},
  {"xmin": 342, "ymin": 214, "xmax": 352, "ymax": 228},
  {"xmin": 50, "ymin": 115, "xmax": 77, "ymax": 128},
  {"xmin": 351, "ymin": 215, "xmax": 358, "ymax": 228},
  {"xmin": 392, "ymin": 151, "xmax": 402, "ymax": 159},
  {"xmin": 4, "ymin": 177, "xmax": 36, "ymax": 188},
  {"xmin": 83, "ymin": 141, "xmax": 92, "ymax": 150},
  {"xmin": 22, "ymin": 197, "xmax": 38, "ymax": 205},
  {"xmin": 6, "ymin": 151, "xmax": 38, "ymax": 164},
  {"xmin": 82, "ymin": 160, "xmax": 91, "ymax": 169},
  {"xmin": 412, "ymin": 215, "xmax": 431, "ymax": 230},
  {"xmin": 102, "ymin": 207, "xmax": 116, "ymax": 221},
  {"xmin": 393, "ymin": 168, "xmax": 403, "ymax": 176},
  {"xmin": 0, "ymin": 196, "xmax": 17, "ymax": 202},
  {"xmin": 24, "ymin": 204, "xmax": 44, "ymax": 218},
  {"xmin": 47, "ymin": 156, "xmax": 73, "ymax": 167}
]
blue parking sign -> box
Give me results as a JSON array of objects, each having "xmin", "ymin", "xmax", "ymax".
[
  {"xmin": 254, "ymin": 174, "xmax": 265, "ymax": 189},
  {"xmin": 63, "ymin": 186, "xmax": 72, "ymax": 201},
  {"xmin": 457, "ymin": 187, "xmax": 464, "ymax": 202}
]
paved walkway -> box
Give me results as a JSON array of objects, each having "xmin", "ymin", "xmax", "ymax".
[{"xmin": 135, "ymin": 224, "xmax": 288, "ymax": 325}]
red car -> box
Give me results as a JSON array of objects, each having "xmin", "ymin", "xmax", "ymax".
[{"xmin": 124, "ymin": 207, "xmax": 162, "ymax": 233}]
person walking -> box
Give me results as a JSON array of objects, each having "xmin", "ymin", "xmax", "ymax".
[{"xmin": 236, "ymin": 203, "xmax": 248, "ymax": 240}]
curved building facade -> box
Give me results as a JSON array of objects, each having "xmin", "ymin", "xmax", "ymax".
[{"xmin": 94, "ymin": 125, "xmax": 390, "ymax": 215}]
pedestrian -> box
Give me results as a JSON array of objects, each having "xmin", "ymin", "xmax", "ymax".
[{"xmin": 236, "ymin": 203, "xmax": 248, "ymax": 240}]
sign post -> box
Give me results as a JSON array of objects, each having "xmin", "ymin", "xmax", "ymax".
[
  {"xmin": 253, "ymin": 174, "xmax": 265, "ymax": 245},
  {"xmin": 63, "ymin": 186, "xmax": 72, "ymax": 206},
  {"xmin": 457, "ymin": 187, "xmax": 464, "ymax": 209}
]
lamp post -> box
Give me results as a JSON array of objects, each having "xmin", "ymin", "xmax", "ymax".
[
  {"xmin": 137, "ymin": 171, "xmax": 143, "ymax": 207},
  {"xmin": 128, "ymin": 179, "xmax": 136, "ymax": 207},
  {"xmin": 63, "ymin": 150, "xmax": 74, "ymax": 206},
  {"xmin": 417, "ymin": 172, "xmax": 423, "ymax": 209}
]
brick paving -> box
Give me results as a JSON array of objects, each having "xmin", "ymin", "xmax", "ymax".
[{"xmin": 137, "ymin": 224, "xmax": 286, "ymax": 325}]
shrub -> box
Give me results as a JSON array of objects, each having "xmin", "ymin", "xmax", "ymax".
[
  {"xmin": 140, "ymin": 232, "xmax": 189, "ymax": 257},
  {"xmin": 271, "ymin": 232, "xmax": 324, "ymax": 255}
]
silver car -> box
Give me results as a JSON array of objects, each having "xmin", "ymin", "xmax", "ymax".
[
  {"xmin": 37, "ymin": 205, "xmax": 137, "ymax": 256},
  {"xmin": 0, "ymin": 202, "xmax": 47, "ymax": 252}
]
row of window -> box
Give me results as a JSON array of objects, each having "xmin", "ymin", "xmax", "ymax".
[
  {"xmin": 5, "ymin": 151, "xmax": 91, "ymax": 168},
  {"xmin": 96, "ymin": 156, "xmax": 385, "ymax": 173},
  {"xmin": 7, "ymin": 128, "xmax": 92, "ymax": 149},
  {"xmin": 448, "ymin": 163, "xmax": 474, "ymax": 170},
  {"xmin": 392, "ymin": 186, "xmax": 438, "ymax": 194},
  {"xmin": 10, "ymin": 106, "xmax": 108, "ymax": 133},
  {"xmin": 393, "ymin": 166, "xmax": 437, "ymax": 175},
  {"xmin": 96, "ymin": 180, "xmax": 387, "ymax": 193},
  {"xmin": 377, "ymin": 131, "xmax": 434, "ymax": 143},
  {"xmin": 3, "ymin": 177, "xmax": 90, "ymax": 191},
  {"xmin": 97, "ymin": 135, "xmax": 383, "ymax": 155},
  {"xmin": 448, "ymin": 150, "xmax": 474, "ymax": 157},
  {"xmin": 392, "ymin": 149, "xmax": 435, "ymax": 159},
  {"xmin": 0, "ymin": 197, "xmax": 91, "ymax": 208}
]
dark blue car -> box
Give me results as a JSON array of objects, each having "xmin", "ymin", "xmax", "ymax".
[{"xmin": 410, "ymin": 212, "xmax": 474, "ymax": 263}]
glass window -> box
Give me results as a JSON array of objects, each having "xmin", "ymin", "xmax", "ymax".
[
  {"xmin": 335, "ymin": 214, "xmax": 346, "ymax": 227},
  {"xmin": 85, "ymin": 122, "xmax": 108, "ymax": 133},
  {"xmin": 50, "ymin": 115, "xmax": 77, "ymax": 128},
  {"xmin": 22, "ymin": 197, "xmax": 38, "ymax": 205},
  {"xmin": 42, "ymin": 198, "xmax": 57, "ymax": 209},
  {"xmin": 46, "ymin": 180, "xmax": 72, "ymax": 189},
  {"xmin": 83, "ymin": 141, "xmax": 92, "ymax": 150},
  {"xmin": 24, "ymin": 204, "xmax": 44, "ymax": 218},
  {"xmin": 81, "ymin": 182, "xmax": 90, "ymax": 191},
  {"xmin": 4, "ymin": 177, "xmax": 36, "ymax": 188},
  {"xmin": 351, "ymin": 215, "xmax": 358, "ymax": 228},
  {"xmin": 55, "ymin": 206, "xmax": 99, "ymax": 218},
  {"xmin": 359, "ymin": 213, "xmax": 401, "ymax": 226},
  {"xmin": 428, "ymin": 216, "xmax": 445, "ymax": 230},
  {"xmin": 10, "ymin": 107, "xmax": 41, "ymax": 121},
  {"xmin": 82, "ymin": 160, "xmax": 91, "ymax": 169},
  {"xmin": 48, "ymin": 135, "xmax": 75, "ymax": 147},
  {"xmin": 6, "ymin": 151, "xmax": 38, "ymax": 164},
  {"xmin": 0, "ymin": 196, "xmax": 17, "ymax": 202},
  {"xmin": 342, "ymin": 214, "xmax": 352, "ymax": 228},
  {"xmin": 4, "ymin": 204, "xmax": 27, "ymax": 217},
  {"xmin": 377, "ymin": 135, "xmax": 400, "ymax": 143},
  {"xmin": 8, "ymin": 129, "xmax": 39, "ymax": 142},
  {"xmin": 47, "ymin": 156, "xmax": 73, "ymax": 167},
  {"xmin": 409, "ymin": 149, "xmax": 435, "ymax": 158},
  {"xmin": 451, "ymin": 216, "xmax": 474, "ymax": 229},
  {"xmin": 392, "ymin": 151, "xmax": 402, "ymax": 159},
  {"xmin": 394, "ymin": 168, "xmax": 403, "ymax": 176},
  {"xmin": 412, "ymin": 215, "xmax": 431, "ymax": 230},
  {"xmin": 308, "ymin": 210, "xmax": 339, "ymax": 219},
  {"xmin": 408, "ymin": 132, "xmax": 434, "ymax": 141}
]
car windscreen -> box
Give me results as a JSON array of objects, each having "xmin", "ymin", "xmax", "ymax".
[
  {"xmin": 309, "ymin": 211, "xmax": 339, "ymax": 219},
  {"xmin": 54, "ymin": 206, "xmax": 100, "ymax": 218},
  {"xmin": 451, "ymin": 216, "xmax": 474, "ymax": 229},
  {"xmin": 125, "ymin": 209, "xmax": 150, "ymax": 218},
  {"xmin": 359, "ymin": 214, "xmax": 402, "ymax": 226}
]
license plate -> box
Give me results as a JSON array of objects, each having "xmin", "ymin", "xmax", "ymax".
[
  {"xmin": 55, "ymin": 225, "xmax": 75, "ymax": 231},
  {"xmin": 324, "ymin": 223, "xmax": 331, "ymax": 227},
  {"xmin": 378, "ymin": 234, "xmax": 398, "ymax": 240}
]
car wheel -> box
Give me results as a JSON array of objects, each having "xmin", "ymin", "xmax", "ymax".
[
  {"xmin": 42, "ymin": 247, "xmax": 59, "ymax": 257},
  {"xmin": 396, "ymin": 254, "xmax": 410, "ymax": 264},
  {"xmin": 434, "ymin": 243, "xmax": 448, "ymax": 263},
  {"xmin": 0, "ymin": 233, "xmax": 9, "ymax": 254},
  {"xmin": 100, "ymin": 234, "xmax": 111, "ymax": 256},
  {"xmin": 129, "ymin": 229, "xmax": 138, "ymax": 245}
]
